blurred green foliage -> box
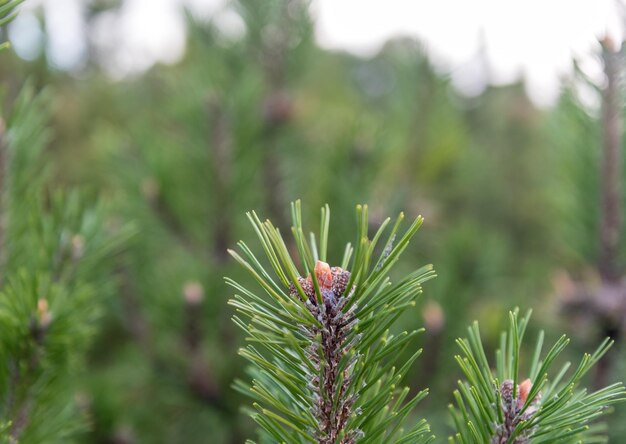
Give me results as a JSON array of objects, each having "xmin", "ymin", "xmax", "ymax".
[{"xmin": 1, "ymin": 0, "xmax": 625, "ymax": 442}]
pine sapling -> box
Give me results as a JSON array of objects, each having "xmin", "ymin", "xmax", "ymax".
[{"xmin": 228, "ymin": 202, "xmax": 436, "ymax": 443}]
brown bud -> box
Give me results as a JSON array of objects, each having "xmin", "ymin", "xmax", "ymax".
[
  {"xmin": 331, "ymin": 267, "xmax": 350, "ymax": 297},
  {"xmin": 71, "ymin": 234, "xmax": 85, "ymax": 260},
  {"xmin": 422, "ymin": 300, "xmax": 445, "ymax": 333},
  {"xmin": 500, "ymin": 379, "xmax": 517, "ymax": 407},
  {"xmin": 290, "ymin": 276, "xmax": 315, "ymax": 302},
  {"xmin": 37, "ymin": 298, "xmax": 52, "ymax": 328},
  {"xmin": 314, "ymin": 261, "xmax": 333, "ymax": 290},
  {"xmin": 600, "ymin": 35, "xmax": 619, "ymax": 53},
  {"xmin": 519, "ymin": 379, "xmax": 532, "ymax": 404},
  {"xmin": 262, "ymin": 92, "xmax": 293, "ymax": 125},
  {"xmin": 183, "ymin": 281, "xmax": 204, "ymax": 305}
]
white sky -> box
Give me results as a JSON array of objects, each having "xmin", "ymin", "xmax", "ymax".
[{"xmin": 9, "ymin": 0, "xmax": 625, "ymax": 106}]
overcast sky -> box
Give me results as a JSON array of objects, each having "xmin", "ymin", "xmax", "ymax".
[{"xmin": 9, "ymin": 0, "xmax": 625, "ymax": 106}]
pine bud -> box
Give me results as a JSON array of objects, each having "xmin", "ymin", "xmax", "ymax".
[
  {"xmin": 183, "ymin": 281, "xmax": 204, "ymax": 305},
  {"xmin": 262, "ymin": 91, "xmax": 293, "ymax": 126},
  {"xmin": 331, "ymin": 267, "xmax": 350, "ymax": 298},
  {"xmin": 500, "ymin": 379, "xmax": 516, "ymax": 408},
  {"xmin": 290, "ymin": 263, "xmax": 352, "ymax": 307},
  {"xmin": 422, "ymin": 300, "xmax": 445, "ymax": 333},
  {"xmin": 71, "ymin": 234, "xmax": 85, "ymax": 260},
  {"xmin": 37, "ymin": 298, "xmax": 52, "ymax": 328},
  {"xmin": 315, "ymin": 261, "xmax": 333, "ymax": 290},
  {"xmin": 519, "ymin": 379, "xmax": 532, "ymax": 405}
]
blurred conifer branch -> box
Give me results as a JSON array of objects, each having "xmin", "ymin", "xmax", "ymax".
[
  {"xmin": 449, "ymin": 309, "xmax": 626, "ymax": 443},
  {"xmin": 0, "ymin": 84, "xmax": 133, "ymax": 442},
  {"xmin": 598, "ymin": 36, "xmax": 623, "ymax": 286},
  {"xmin": 0, "ymin": 0, "xmax": 23, "ymax": 51}
]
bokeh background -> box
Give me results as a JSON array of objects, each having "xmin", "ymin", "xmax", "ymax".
[{"xmin": 3, "ymin": 0, "xmax": 626, "ymax": 442}]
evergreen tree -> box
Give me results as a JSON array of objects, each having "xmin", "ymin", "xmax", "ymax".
[
  {"xmin": 230, "ymin": 202, "xmax": 435, "ymax": 443},
  {"xmin": 4, "ymin": 2, "xmax": 625, "ymax": 442}
]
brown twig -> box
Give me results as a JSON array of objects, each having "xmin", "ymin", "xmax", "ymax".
[
  {"xmin": 118, "ymin": 270, "xmax": 228, "ymax": 412},
  {"xmin": 599, "ymin": 36, "xmax": 623, "ymax": 284},
  {"xmin": 117, "ymin": 265, "xmax": 153, "ymax": 351},
  {"xmin": 256, "ymin": 4, "xmax": 298, "ymax": 231},
  {"xmin": 7, "ymin": 309, "xmax": 50, "ymax": 442},
  {"xmin": 0, "ymin": 118, "xmax": 6, "ymax": 287},
  {"xmin": 260, "ymin": 92, "xmax": 292, "ymax": 231},
  {"xmin": 207, "ymin": 96, "xmax": 233, "ymax": 264},
  {"xmin": 181, "ymin": 281, "xmax": 221, "ymax": 406},
  {"xmin": 291, "ymin": 262, "xmax": 361, "ymax": 443},
  {"xmin": 594, "ymin": 37, "xmax": 625, "ymax": 387}
]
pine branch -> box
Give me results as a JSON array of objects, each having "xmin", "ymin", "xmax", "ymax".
[
  {"xmin": 0, "ymin": 85, "xmax": 133, "ymax": 443},
  {"xmin": 228, "ymin": 201, "xmax": 435, "ymax": 443},
  {"xmin": 449, "ymin": 309, "xmax": 626, "ymax": 443}
]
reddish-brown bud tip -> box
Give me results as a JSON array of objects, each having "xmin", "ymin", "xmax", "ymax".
[
  {"xmin": 314, "ymin": 260, "xmax": 333, "ymax": 290},
  {"xmin": 37, "ymin": 298, "xmax": 52, "ymax": 327},
  {"xmin": 519, "ymin": 378, "xmax": 532, "ymax": 404}
]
